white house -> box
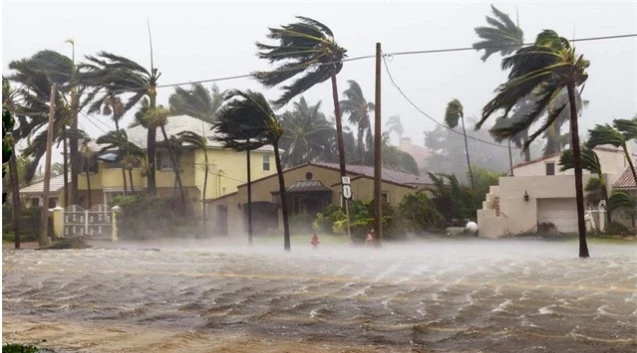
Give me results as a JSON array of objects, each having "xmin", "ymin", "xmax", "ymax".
[{"xmin": 477, "ymin": 146, "xmax": 633, "ymax": 237}]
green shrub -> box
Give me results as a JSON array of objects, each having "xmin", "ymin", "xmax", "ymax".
[
  {"xmin": 312, "ymin": 204, "xmax": 346, "ymax": 233},
  {"xmin": 399, "ymin": 190, "xmax": 445, "ymax": 233},
  {"xmin": 112, "ymin": 195, "xmax": 195, "ymax": 240},
  {"xmin": 2, "ymin": 343, "xmax": 39, "ymax": 353},
  {"xmin": 2, "ymin": 203, "xmax": 52, "ymax": 242},
  {"xmin": 604, "ymin": 221, "xmax": 634, "ymax": 236}
]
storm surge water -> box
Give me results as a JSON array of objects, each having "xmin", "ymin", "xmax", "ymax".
[{"xmin": 3, "ymin": 239, "xmax": 636, "ymax": 353}]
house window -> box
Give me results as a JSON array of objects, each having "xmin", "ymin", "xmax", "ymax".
[
  {"xmin": 546, "ymin": 162, "xmax": 555, "ymax": 176},
  {"xmin": 156, "ymin": 150, "xmax": 176, "ymax": 170},
  {"xmin": 80, "ymin": 156, "xmax": 98, "ymax": 173},
  {"xmin": 263, "ymin": 155, "xmax": 270, "ymax": 171}
]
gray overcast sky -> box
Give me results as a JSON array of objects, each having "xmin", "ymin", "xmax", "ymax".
[{"xmin": 3, "ymin": 1, "xmax": 636, "ymax": 156}]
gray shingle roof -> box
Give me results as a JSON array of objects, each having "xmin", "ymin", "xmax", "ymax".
[
  {"xmin": 120, "ymin": 114, "xmax": 275, "ymax": 152},
  {"xmin": 313, "ymin": 162, "xmax": 431, "ymax": 186},
  {"xmin": 286, "ymin": 180, "xmax": 332, "ymax": 193},
  {"xmin": 19, "ymin": 174, "xmax": 66, "ymax": 195}
]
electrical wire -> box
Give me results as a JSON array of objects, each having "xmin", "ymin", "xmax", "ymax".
[{"xmin": 381, "ymin": 55, "xmax": 519, "ymax": 150}]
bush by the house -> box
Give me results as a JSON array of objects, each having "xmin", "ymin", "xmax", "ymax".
[
  {"xmin": 604, "ymin": 221, "xmax": 634, "ymax": 236},
  {"xmin": 399, "ymin": 190, "xmax": 445, "ymax": 234},
  {"xmin": 110, "ymin": 195, "xmax": 195, "ymax": 240},
  {"xmin": 2, "ymin": 203, "xmax": 53, "ymax": 242}
]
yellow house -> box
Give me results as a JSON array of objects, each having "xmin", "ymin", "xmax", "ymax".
[
  {"xmin": 207, "ymin": 162, "xmax": 432, "ymax": 237},
  {"xmin": 76, "ymin": 114, "xmax": 277, "ymax": 210}
]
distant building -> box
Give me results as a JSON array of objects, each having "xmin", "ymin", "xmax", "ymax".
[{"xmin": 397, "ymin": 137, "xmax": 432, "ymax": 175}]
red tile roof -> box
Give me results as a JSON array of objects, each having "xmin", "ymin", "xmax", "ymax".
[{"xmin": 613, "ymin": 167, "xmax": 637, "ymax": 189}]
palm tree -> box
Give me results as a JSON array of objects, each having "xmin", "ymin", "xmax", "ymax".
[
  {"xmin": 473, "ymin": 5, "xmax": 529, "ymax": 164},
  {"xmin": 608, "ymin": 191, "xmax": 636, "ymax": 227},
  {"xmin": 340, "ymin": 80, "xmax": 375, "ymax": 164},
  {"xmin": 478, "ymin": 30, "xmax": 591, "ymax": 257},
  {"xmin": 279, "ymin": 97, "xmax": 333, "ymax": 167},
  {"xmin": 254, "ymin": 16, "xmax": 348, "ymax": 177},
  {"xmin": 81, "ymin": 51, "xmax": 161, "ymax": 195},
  {"xmin": 588, "ymin": 119, "xmax": 637, "ymax": 190},
  {"xmin": 386, "ymin": 115, "xmax": 403, "ymax": 141},
  {"xmin": 445, "ymin": 99, "xmax": 474, "ymax": 189},
  {"xmin": 559, "ymin": 148, "xmax": 611, "ymax": 222},
  {"xmin": 169, "ymin": 83, "xmax": 225, "ymax": 123},
  {"xmin": 80, "ymin": 138, "xmax": 95, "ymax": 208},
  {"xmin": 143, "ymin": 105, "xmax": 187, "ymax": 211},
  {"xmin": 96, "ymin": 129, "xmax": 144, "ymax": 194},
  {"xmin": 214, "ymin": 90, "xmax": 290, "ymax": 251},
  {"xmin": 177, "ymin": 130, "xmax": 209, "ymax": 233},
  {"xmin": 7, "ymin": 51, "xmax": 79, "ymax": 183}
]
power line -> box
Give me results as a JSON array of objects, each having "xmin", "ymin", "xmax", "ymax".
[
  {"xmin": 381, "ymin": 55, "xmax": 519, "ymax": 150},
  {"xmin": 384, "ymin": 33, "xmax": 637, "ymax": 58}
]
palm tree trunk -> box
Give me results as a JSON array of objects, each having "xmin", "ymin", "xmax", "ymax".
[
  {"xmin": 70, "ymin": 107, "xmax": 80, "ymax": 205},
  {"xmin": 9, "ymin": 152, "xmax": 21, "ymax": 249},
  {"xmin": 147, "ymin": 94, "xmax": 157, "ymax": 196},
  {"xmin": 85, "ymin": 160, "xmax": 92, "ymax": 209},
  {"xmin": 460, "ymin": 116, "xmax": 475, "ymax": 189},
  {"xmin": 121, "ymin": 167, "xmax": 128, "ymax": 195},
  {"xmin": 599, "ymin": 179, "xmax": 611, "ymax": 223},
  {"xmin": 331, "ymin": 74, "xmax": 347, "ymax": 177},
  {"xmin": 273, "ymin": 140, "xmax": 290, "ymax": 251},
  {"xmin": 523, "ymin": 133, "xmax": 531, "ymax": 162},
  {"xmin": 128, "ymin": 169, "xmax": 135, "ymax": 193},
  {"xmin": 62, "ymin": 126, "xmax": 69, "ymax": 205},
  {"xmin": 621, "ymin": 142, "xmax": 637, "ymax": 195},
  {"xmin": 508, "ymin": 140, "xmax": 514, "ymax": 176},
  {"xmin": 567, "ymin": 82, "xmax": 589, "ymax": 258},
  {"xmin": 203, "ymin": 150, "xmax": 209, "ymax": 235},
  {"xmin": 246, "ymin": 148, "xmax": 253, "ymax": 245},
  {"xmin": 160, "ymin": 125, "xmax": 186, "ymax": 214}
]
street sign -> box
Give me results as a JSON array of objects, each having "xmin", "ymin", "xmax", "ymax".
[
  {"xmin": 341, "ymin": 176, "xmax": 351, "ymax": 185},
  {"xmin": 342, "ymin": 184, "xmax": 352, "ymax": 199}
]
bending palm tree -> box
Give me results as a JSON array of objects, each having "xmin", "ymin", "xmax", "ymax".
[
  {"xmin": 478, "ymin": 30, "xmax": 591, "ymax": 258},
  {"xmin": 279, "ymin": 97, "xmax": 334, "ymax": 167},
  {"xmin": 386, "ymin": 115, "xmax": 403, "ymax": 141},
  {"xmin": 254, "ymin": 16, "xmax": 348, "ymax": 177},
  {"xmin": 587, "ymin": 119, "xmax": 637, "ymax": 190},
  {"xmin": 445, "ymin": 99, "xmax": 474, "ymax": 189},
  {"xmin": 101, "ymin": 95, "xmax": 128, "ymax": 193},
  {"xmin": 340, "ymin": 80, "xmax": 375, "ymax": 164},
  {"xmin": 608, "ymin": 191, "xmax": 636, "ymax": 227},
  {"xmin": 214, "ymin": 90, "xmax": 291, "ymax": 251},
  {"xmin": 96, "ymin": 129, "xmax": 144, "ymax": 194},
  {"xmin": 177, "ymin": 130, "xmax": 209, "ymax": 233},
  {"xmin": 81, "ymin": 50, "xmax": 161, "ymax": 195},
  {"xmin": 169, "ymin": 83, "xmax": 225, "ymax": 123}
]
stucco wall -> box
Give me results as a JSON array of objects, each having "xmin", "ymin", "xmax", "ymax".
[
  {"xmin": 478, "ymin": 174, "xmax": 594, "ymax": 238},
  {"xmin": 513, "ymin": 149, "xmax": 629, "ymax": 177}
]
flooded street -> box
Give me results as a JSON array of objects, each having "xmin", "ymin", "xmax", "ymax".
[{"xmin": 3, "ymin": 239, "xmax": 637, "ymax": 353}]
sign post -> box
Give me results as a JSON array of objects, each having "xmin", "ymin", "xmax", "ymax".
[{"xmin": 342, "ymin": 176, "xmax": 352, "ymax": 242}]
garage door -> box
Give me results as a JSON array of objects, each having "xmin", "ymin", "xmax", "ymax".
[{"xmin": 537, "ymin": 198, "xmax": 578, "ymax": 233}]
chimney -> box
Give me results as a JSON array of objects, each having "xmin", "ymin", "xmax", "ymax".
[{"xmin": 399, "ymin": 137, "xmax": 412, "ymax": 151}]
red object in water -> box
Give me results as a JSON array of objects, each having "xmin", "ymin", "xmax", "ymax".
[{"xmin": 311, "ymin": 234, "xmax": 320, "ymax": 248}]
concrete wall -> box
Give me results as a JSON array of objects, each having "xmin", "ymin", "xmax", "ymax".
[
  {"xmin": 513, "ymin": 149, "xmax": 629, "ymax": 177},
  {"xmin": 478, "ymin": 174, "xmax": 594, "ymax": 238}
]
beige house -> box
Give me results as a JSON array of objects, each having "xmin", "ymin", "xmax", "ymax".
[
  {"xmin": 478, "ymin": 146, "xmax": 633, "ymax": 237},
  {"xmin": 18, "ymin": 174, "xmax": 66, "ymax": 208},
  {"xmin": 207, "ymin": 162, "xmax": 431, "ymax": 236}
]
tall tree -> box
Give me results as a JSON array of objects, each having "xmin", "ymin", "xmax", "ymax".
[
  {"xmin": 340, "ymin": 80, "xmax": 375, "ymax": 164},
  {"xmin": 473, "ymin": 4, "xmax": 530, "ymax": 163},
  {"xmin": 177, "ymin": 130, "xmax": 209, "ymax": 233},
  {"xmin": 169, "ymin": 83, "xmax": 225, "ymax": 123},
  {"xmin": 81, "ymin": 50, "xmax": 161, "ymax": 195},
  {"xmin": 587, "ymin": 119, "xmax": 637, "ymax": 190},
  {"xmin": 100, "ymin": 95, "xmax": 128, "ymax": 193},
  {"xmin": 96, "ymin": 129, "xmax": 144, "ymax": 193},
  {"xmin": 254, "ymin": 16, "xmax": 348, "ymax": 178},
  {"xmin": 279, "ymin": 97, "xmax": 333, "ymax": 167},
  {"xmin": 386, "ymin": 115, "xmax": 403, "ymax": 140},
  {"xmin": 559, "ymin": 148, "xmax": 611, "ymax": 222},
  {"xmin": 214, "ymin": 90, "xmax": 290, "ymax": 251},
  {"xmin": 445, "ymin": 99, "xmax": 474, "ymax": 189},
  {"xmin": 478, "ymin": 30, "xmax": 591, "ymax": 258}
]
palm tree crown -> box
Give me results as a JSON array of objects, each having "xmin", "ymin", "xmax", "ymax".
[
  {"xmin": 169, "ymin": 83, "xmax": 225, "ymax": 123},
  {"xmin": 340, "ymin": 80, "xmax": 374, "ymax": 164},
  {"xmin": 254, "ymin": 16, "xmax": 347, "ymax": 108},
  {"xmin": 473, "ymin": 5, "xmax": 524, "ymax": 61}
]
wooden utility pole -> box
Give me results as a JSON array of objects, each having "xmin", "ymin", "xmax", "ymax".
[
  {"xmin": 246, "ymin": 148, "xmax": 253, "ymax": 245},
  {"xmin": 373, "ymin": 43, "xmax": 383, "ymax": 247},
  {"xmin": 40, "ymin": 84, "xmax": 56, "ymax": 247}
]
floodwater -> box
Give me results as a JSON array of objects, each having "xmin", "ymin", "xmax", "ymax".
[{"xmin": 3, "ymin": 239, "xmax": 637, "ymax": 353}]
